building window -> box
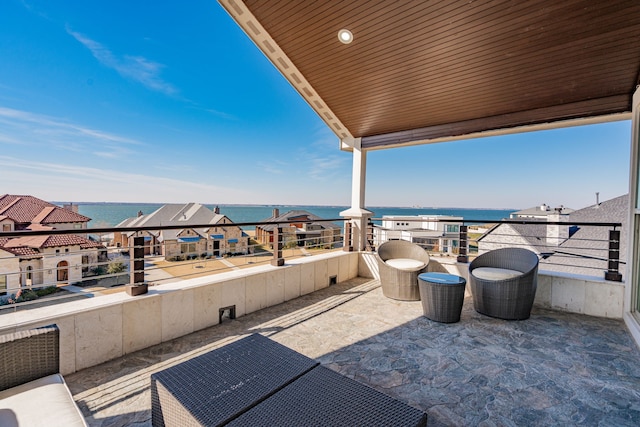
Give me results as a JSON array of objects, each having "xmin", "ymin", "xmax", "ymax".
[
  {"xmin": 74, "ymin": 223, "xmax": 82, "ymax": 229},
  {"xmin": 2, "ymin": 224, "xmax": 10, "ymax": 231},
  {"xmin": 446, "ymin": 225, "xmax": 460, "ymax": 233},
  {"xmin": 65, "ymin": 248, "xmax": 69, "ymax": 253},
  {"xmin": 181, "ymin": 243, "xmax": 196, "ymax": 254},
  {"xmin": 0, "ymin": 275, "xmax": 6, "ymax": 295},
  {"xmin": 55, "ymin": 249, "xmax": 60, "ymax": 255}
]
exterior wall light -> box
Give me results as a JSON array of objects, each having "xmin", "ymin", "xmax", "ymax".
[{"xmin": 338, "ymin": 29, "xmax": 353, "ymax": 44}]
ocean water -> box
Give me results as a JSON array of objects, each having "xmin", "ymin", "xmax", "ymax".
[{"xmin": 75, "ymin": 203, "xmax": 515, "ymax": 229}]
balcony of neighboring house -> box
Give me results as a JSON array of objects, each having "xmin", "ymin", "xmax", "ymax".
[{"xmin": 0, "ymin": 216, "xmax": 637, "ymax": 425}]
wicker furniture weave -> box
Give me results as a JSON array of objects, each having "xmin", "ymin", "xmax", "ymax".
[
  {"xmin": 227, "ymin": 366, "xmax": 427, "ymax": 427},
  {"xmin": 376, "ymin": 240, "xmax": 430, "ymax": 301},
  {"xmin": 469, "ymin": 248, "xmax": 539, "ymax": 320},
  {"xmin": 151, "ymin": 333, "xmax": 318, "ymax": 426},
  {"xmin": 0, "ymin": 324, "xmax": 60, "ymax": 392},
  {"xmin": 151, "ymin": 333, "xmax": 427, "ymax": 427},
  {"xmin": 0, "ymin": 324, "xmax": 88, "ymax": 427},
  {"xmin": 418, "ymin": 272, "xmax": 467, "ymax": 323}
]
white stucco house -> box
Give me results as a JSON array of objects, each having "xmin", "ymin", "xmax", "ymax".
[{"xmin": 373, "ymin": 215, "xmax": 464, "ymax": 255}]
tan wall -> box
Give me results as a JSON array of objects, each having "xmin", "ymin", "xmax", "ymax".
[
  {"xmin": 0, "ymin": 249, "xmax": 21, "ymax": 291},
  {"xmin": 0, "ymin": 251, "xmax": 359, "ymax": 374}
]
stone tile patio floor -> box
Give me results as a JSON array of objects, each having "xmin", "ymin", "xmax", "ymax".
[{"xmin": 66, "ymin": 277, "xmax": 640, "ymax": 427}]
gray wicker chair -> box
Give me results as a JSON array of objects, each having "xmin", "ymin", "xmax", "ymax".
[
  {"xmin": 376, "ymin": 240, "xmax": 430, "ymax": 300},
  {"xmin": 469, "ymin": 247, "xmax": 539, "ymax": 320},
  {"xmin": 0, "ymin": 324, "xmax": 60, "ymax": 391},
  {"xmin": 0, "ymin": 324, "xmax": 88, "ymax": 426}
]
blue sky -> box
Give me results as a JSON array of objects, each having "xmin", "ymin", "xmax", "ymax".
[{"xmin": 0, "ymin": 1, "xmax": 631, "ymax": 210}]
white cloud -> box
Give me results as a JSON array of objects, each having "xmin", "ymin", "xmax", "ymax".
[
  {"xmin": 0, "ymin": 156, "xmax": 255, "ymax": 203},
  {"xmin": 66, "ymin": 27, "xmax": 177, "ymax": 96},
  {"xmin": 0, "ymin": 107, "xmax": 142, "ymax": 159},
  {"xmin": 0, "ymin": 107, "xmax": 142, "ymax": 145},
  {"xmin": 307, "ymin": 154, "xmax": 347, "ymax": 180},
  {"xmin": 258, "ymin": 161, "xmax": 286, "ymax": 175}
]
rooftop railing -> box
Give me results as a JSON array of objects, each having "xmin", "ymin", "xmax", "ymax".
[
  {"xmin": 368, "ymin": 217, "xmax": 624, "ymax": 282},
  {"xmin": 0, "ymin": 218, "xmax": 345, "ymax": 311},
  {"xmin": 0, "ymin": 216, "xmax": 623, "ymax": 312}
]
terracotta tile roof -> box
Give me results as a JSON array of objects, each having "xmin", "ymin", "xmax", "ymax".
[
  {"xmin": 26, "ymin": 223, "xmax": 55, "ymax": 231},
  {"xmin": 3, "ymin": 246, "xmax": 41, "ymax": 257},
  {"xmin": 0, "ymin": 237, "xmax": 41, "ymax": 257},
  {"xmin": 80, "ymin": 240, "xmax": 106, "ymax": 249},
  {"xmin": 3, "ymin": 234, "xmax": 105, "ymax": 250},
  {"xmin": 0, "ymin": 194, "xmax": 90, "ymax": 226},
  {"xmin": 4, "ymin": 235, "xmax": 49, "ymax": 248}
]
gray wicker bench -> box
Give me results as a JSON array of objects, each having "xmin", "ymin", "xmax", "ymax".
[
  {"xmin": 0, "ymin": 324, "xmax": 87, "ymax": 427},
  {"xmin": 151, "ymin": 334, "xmax": 427, "ymax": 426}
]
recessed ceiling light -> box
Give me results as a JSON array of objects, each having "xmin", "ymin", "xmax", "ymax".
[{"xmin": 338, "ymin": 29, "xmax": 353, "ymax": 44}]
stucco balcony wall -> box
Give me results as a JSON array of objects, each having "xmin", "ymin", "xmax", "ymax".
[
  {"xmin": 361, "ymin": 254, "xmax": 624, "ymax": 319},
  {"xmin": 0, "ymin": 251, "xmax": 359, "ymax": 375}
]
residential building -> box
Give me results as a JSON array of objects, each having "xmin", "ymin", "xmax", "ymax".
[
  {"xmin": 373, "ymin": 215, "xmax": 463, "ymax": 255},
  {"xmin": 255, "ymin": 209, "xmax": 342, "ymax": 248},
  {"xmin": 0, "ymin": 194, "xmax": 90, "ymax": 232},
  {"xmin": 510, "ymin": 203, "xmax": 574, "ymax": 219},
  {"xmin": 113, "ymin": 203, "xmax": 249, "ymax": 258},
  {"xmin": 0, "ymin": 194, "xmax": 105, "ymax": 293},
  {"xmin": 478, "ymin": 194, "xmax": 628, "ymax": 277}
]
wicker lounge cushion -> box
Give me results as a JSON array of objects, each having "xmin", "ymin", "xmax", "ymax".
[
  {"xmin": 0, "ymin": 374, "xmax": 87, "ymax": 427},
  {"xmin": 385, "ymin": 258, "xmax": 426, "ymax": 270},
  {"xmin": 472, "ymin": 267, "xmax": 522, "ymax": 281}
]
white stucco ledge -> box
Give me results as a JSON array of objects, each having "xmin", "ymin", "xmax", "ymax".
[
  {"xmin": 0, "ymin": 251, "xmax": 360, "ymax": 374},
  {"xmin": 535, "ymin": 269, "xmax": 625, "ymax": 319}
]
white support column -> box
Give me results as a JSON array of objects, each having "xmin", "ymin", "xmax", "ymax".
[
  {"xmin": 624, "ymin": 85, "xmax": 640, "ymax": 348},
  {"xmin": 340, "ymin": 138, "xmax": 373, "ymax": 251}
]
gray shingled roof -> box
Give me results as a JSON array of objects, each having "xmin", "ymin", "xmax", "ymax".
[
  {"xmin": 543, "ymin": 194, "xmax": 627, "ymax": 276},
  {"xmin": 116, "ymin": 203, "xmax": 231, "ymax": 239},
  {"xmin": 257, "ymin": 210, "xmax": 340, "ymax": 232},
  {"xmin": 478, "ymin": 195, "xmax": 627, "ymax": 278},
  {"xmin": 511, "ymin": 204, "xmax": 574, "ymax": 217}
]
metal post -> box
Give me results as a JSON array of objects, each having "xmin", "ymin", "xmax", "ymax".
[
  {"xmin": 343, "ymin": 221, "xmax": 353, "ymax": 252},
  {"xmin": 457, "ymin": 225, "xmax": 468, "ymax": 263},
  {"xmin": 365, "ymin": 218, "xmax": 375, "ymax": 252},
  {"xmin": 605, "ymin": 229, "xmax": 622, "ymax": 282},
  {"xmin": 271, "ymin": 226, "xmax": 284, "ymax": 266},
  {"xmin": 127, "ymin": 236, "xmax": 148, "ymax": 295}
]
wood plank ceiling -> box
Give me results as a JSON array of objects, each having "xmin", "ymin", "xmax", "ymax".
[{"xmin": 222, "ymin": 0, "xmax": 640, "ymax": 150}]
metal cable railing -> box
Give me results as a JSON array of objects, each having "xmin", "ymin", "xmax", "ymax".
[
  {"xmin": 0, "ymin": 216, "xmax": 623, "ymax": 312},
  {"xmin": 0, "ymin": 218, "xmax": 345, "ymax": 311},
  {"xmin": 368, "ymin": 217, "xmax": 623, "ymax": 281}
]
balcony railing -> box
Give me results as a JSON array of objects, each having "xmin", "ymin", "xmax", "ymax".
[
  {"xmin": 0, "ymin": 218, "xmax": 345, "ymax": 311},
  {"xmin": 368, "ymin": 217, "xmax": 623, "ymax": 282},
  {"xmin": 0, "ymin": 216, "xmax": 623, "ymax": 312}
]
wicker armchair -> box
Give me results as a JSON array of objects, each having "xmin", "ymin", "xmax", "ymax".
[
  {"xmin": 376, "ymin": 240, "xmax": 430, "ymax": 300},
  {"xmin": 469, "ymin": 248, "xmax": 539, "ymax": 320},
  {"xmin": 0, "ymin": 324, "xmax": 88, "ymax": 426}
]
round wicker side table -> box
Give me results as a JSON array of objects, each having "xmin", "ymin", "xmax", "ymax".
[{"xmin": 418, "ymin": 272, "xmax": 466, "ymax": 323}]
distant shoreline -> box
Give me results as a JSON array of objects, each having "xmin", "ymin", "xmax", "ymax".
[{"xmin": 55, "ymin": 201, "xmax": 520, "ymax": 211}]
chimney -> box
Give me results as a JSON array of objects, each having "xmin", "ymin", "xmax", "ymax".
[
  {"xmin": 547, "ymin": 209, "xmax": 569, "ymax": 246},
  {"xmin": 137, "ymin": 210, "xmax": 143, "ymax": 217},
  {"xmin": 596, "ymin": 192, "xmax": 600, "ymax": 207},
  {"xmin": 273, "ymin": 208, "xmax": 279, "ymax": 218},
  {"xmin": 63, "ymin": 203, "xmax": 79, "ymax": 213},
  {"xmin": 214, "ymin": 206, "xmax": 220, "ymax": 214}
]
